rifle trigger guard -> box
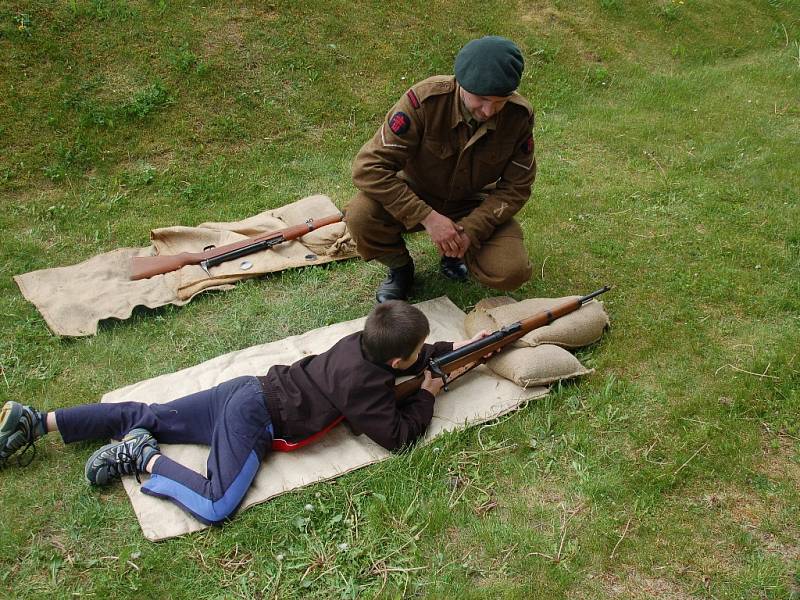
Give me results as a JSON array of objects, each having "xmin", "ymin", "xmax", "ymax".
[{"xmin": 428, "ymin": 359, "xmax": 449, "ymax": 391}]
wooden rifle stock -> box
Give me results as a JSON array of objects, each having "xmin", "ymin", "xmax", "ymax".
[
  {"xmin": 129, "ymin": 212, "xmax": 343, "ymax": 280},
  {"xmin": 394, "ymin": 286, "xmax": 611, "ymax": 400}
]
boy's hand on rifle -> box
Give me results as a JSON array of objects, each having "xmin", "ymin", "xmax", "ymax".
[
  {"xmin": 452, "ymin": 330, "xmax": 498, "ymax": 360},
  {"xmin": 420, "ymin": 369, "xmax": 445, "ymax": 397},
  {"xmin": 452, "ymin": 330, "xmax": 491, "ymax": 351}
]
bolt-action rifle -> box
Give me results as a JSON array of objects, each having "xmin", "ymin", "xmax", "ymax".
[
  {"xmin": 129, "ymin": 213, "xmax": 343, "ymax": 280},
  {"xmin": 393, "ymin": 286, "xmax": 612, "ymax": 400}
]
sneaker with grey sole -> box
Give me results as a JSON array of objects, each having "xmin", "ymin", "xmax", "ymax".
[
  {"xmin": 0, "ymin": 401, "xmax": 46, "ymax": 468},
  {"xmin": 85, "ymin": 428, "xmax": 160, "ymax": 486}
]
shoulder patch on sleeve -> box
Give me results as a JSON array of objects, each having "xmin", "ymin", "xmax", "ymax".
[
  {"xmin": 406, "ymin": 89, "xmax": 420, "ymax": 109},
  {"xmin": 521, "ymin": 134, "xmax": 534, "ymax": 154},
  {"xmin": 388, "ymin": 111, "xmax": 411, "ymax": 135}
]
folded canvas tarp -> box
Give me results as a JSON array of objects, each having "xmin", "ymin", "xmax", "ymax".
[{"xmin": 14, "ymin": 194, "xmax": 355, "ymax": 337}]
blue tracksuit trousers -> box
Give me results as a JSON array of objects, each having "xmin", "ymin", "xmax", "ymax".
[{"xmin": 55, "ymin": 376, "xmax": 273, "ymax": 524}]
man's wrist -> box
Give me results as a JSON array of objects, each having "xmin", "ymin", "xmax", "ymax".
[
  {"xmin": 456, "ymin": 219, "xmax": 479, "ymax": 244},
  {"xmin": 420, "ymin": 208, "xmax": 438, "ymax": 228}
]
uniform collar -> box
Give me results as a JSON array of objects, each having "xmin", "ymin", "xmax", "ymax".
[{"xmin": 452, "ymin": 81, "xmax": 498, "ymax": 136}]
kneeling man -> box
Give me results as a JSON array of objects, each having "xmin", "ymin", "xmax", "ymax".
[{"xmin": 347, "ymin": 36, "xmax": 537, "ymax": 302}]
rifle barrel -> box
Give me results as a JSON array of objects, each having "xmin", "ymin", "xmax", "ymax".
[
  {"xmin": 579, "ymin": 285, "xmax": 612, "ymax": 304},
  {"xmin": 394, "ymin": 285, "xmax": 612, "ymax": 400}
]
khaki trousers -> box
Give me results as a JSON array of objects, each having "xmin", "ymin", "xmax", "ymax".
[{"xmin": 346, "ymin": 191, "xmax": 532, "ymax": 291}]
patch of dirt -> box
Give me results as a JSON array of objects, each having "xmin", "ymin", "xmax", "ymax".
[
  {"xmin": 519, "ymin": 480, "xmax": 570, "ymax": 513},
  {"xmin": 3, "ymin": 183, "xmax": 62, "ymax": 207},
  {"xmin": 145, "ymin": 149, "xmax": 176, "ymax": 170},
  {"xmin": 443, "ymin": 524, "xmax": 464, "ymax": 547},
  {"xmin": 519, "ymin": 5, "xmax": 568, "ymax": 28},
  {"xmin": 96, "ymin": 70, "xmax": 139, "ymax": 101},
  {"xmin": 755, "ymin": 531, "xmax": 800, "ymax": 562},
  {"xmin": 201, "ymin": 6, "xmax": 277, "ymax": 56},
  {"xmin": 597, "ymin": 571, "xmax": 702, "ymax": 600},
  {"xmin": 113, "ymin": 149, "xmax": 175, "ymax": 180},
  {"xmin": 695, "ymin": 468, "xmax": 800, "ymax": 565},
  {"xmin": 760, "ymin": 432, "xmax": 800, "ymax": 487}
]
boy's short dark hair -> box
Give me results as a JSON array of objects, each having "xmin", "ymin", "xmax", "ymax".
[{"xmin": 362, "ymin": 300, "xmax": 430, "ymax": 364}]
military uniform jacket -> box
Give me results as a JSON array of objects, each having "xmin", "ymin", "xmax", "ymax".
[{"xmin": 352, "ymin": 75, "xmax": 536, "ymax": 245}]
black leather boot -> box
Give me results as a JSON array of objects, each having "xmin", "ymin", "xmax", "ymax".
[
  {"xmin": 376, "ymin": 261, "xmax": 414, "ymax": 303},
  {"xmin": 440, "ymin": 256, "xmax": 468, "ymax": 282}
]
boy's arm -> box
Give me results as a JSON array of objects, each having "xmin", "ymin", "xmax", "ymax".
[
  {"xmin": 342, "ymin": 379, "xmax": 436, "ymax": 452},
  {"xmin": 346, "ymin": 335, "xmax": 492, "ymax": 450}
]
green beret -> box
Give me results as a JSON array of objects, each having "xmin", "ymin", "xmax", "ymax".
[{"xmin": 454, "ymin": 36, "xmax": 524, "ymax": 97}]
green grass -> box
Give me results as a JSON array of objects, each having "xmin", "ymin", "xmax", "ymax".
[{"xmin": 1, "ymin": 0, "xmax": 799, "ymax": 597}]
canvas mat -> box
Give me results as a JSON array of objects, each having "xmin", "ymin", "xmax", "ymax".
[
  {"xmin": 13, "ymin": 194, "xmax": 356, "ymax": 337},
  {"xmin": 101, "ymin": 297, "xmax": 548, "ymax": 541}
]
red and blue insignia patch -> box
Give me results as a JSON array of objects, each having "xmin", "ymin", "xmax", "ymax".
[
  {"xmin": 388, "ymin": 111, "xmax": 411, "ymax": 135},
  {"xmin": 521, "ymin": 135, "xmax": 534, "ymax": 154},
  {"xmin": 406, "ymin": 89, "xmax": 420, "ymax": 109}
]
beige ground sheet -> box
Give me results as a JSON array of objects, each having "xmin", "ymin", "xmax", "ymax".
[
  {"xmin": 13, "ymin": 194, "xmax": 356, "ymax": 337},
  {"xmin": 101, "ymin": 297, "xmax": 548, "ymax": 541}
]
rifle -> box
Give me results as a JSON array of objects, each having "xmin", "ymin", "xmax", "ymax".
[
  {"xmin": 129, "ymin": 212, "xmax": 343, "ymax": 280},
  {"xmin": 394, "ymin": 286, "xmax": 611, "ymax": 400}
]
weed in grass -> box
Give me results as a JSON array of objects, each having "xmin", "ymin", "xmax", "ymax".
[
  {"xmin": 68, "ymin": 0, "xmax": 139, "ymax": 21},
  {"xmin": 61, "ymin": 80, "xmax": 172, "ymax": 130},
  {"xmin": 13, "ymin": 11, "xmax": 31, "ymax": 35},
  {"xmin": 120, "ymin": 161, "xmax": 156, "ymax": 188},
  {"xmin": 657, "ymin": 1, "xmax": 683, "ymax": 22},
  {"xmin": 208, "ymin": 114, "xmax": 248, "ymax": 143},
  {"xmin": 670, "ymin": 42, "xmax": 688, "ymax": 60},
  {"xmin": 599, "ymin": 0, "xmax": 622, "ymax": 13},
  {"xmin": 529, "ymin": 42, "xmax": 561, "ymax": 65},
  {"xmin": 586, "ymin": 65, "xmax": 611, "ymax": 87},
  {"xmin": 178, "ymin": 159, "xmax": 231, "ymax": 206},
  {"xmin": 124, "ymin": 82, "xmax": 172, "ymax": 120},
  {"xmin": 43, "ymin": 138, "xmax": 94, "ymax": 181},
  {"xmin": 168, "ymin": 43, "xmax": 207, "ymax": 75}
]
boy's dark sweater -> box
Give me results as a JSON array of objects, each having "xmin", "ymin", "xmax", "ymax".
[{"xmin": 258, "ymin": 332, "xmax": 453, "ymax": 451}]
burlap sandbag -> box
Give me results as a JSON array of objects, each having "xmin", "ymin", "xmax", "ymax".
[
  {"xmin": 484, "ymin": 297, "xmax": 608, "ymax": 349},
  {"xmin": 488, "ymin": 344, "xmax": 593, "ymax": 387},
  {"xmin": 464, "ymin": 295, "xmax": 607, "ymax": 387},
  {"xmin": 464, "ymin": 296, "xmax": 516, "ymax": 336}
]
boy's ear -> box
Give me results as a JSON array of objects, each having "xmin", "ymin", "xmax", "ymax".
[{"xmin": 388, "ymin": 357, "xmax": 403, "ymax": 369}]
